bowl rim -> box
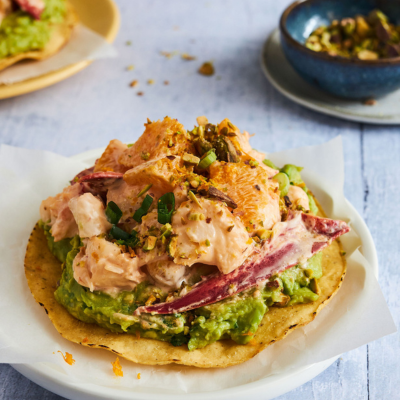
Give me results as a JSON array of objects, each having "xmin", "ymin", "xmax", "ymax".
[{"xmin": 279, "ymin": 0, "xmax": 400, "ymax": 66}]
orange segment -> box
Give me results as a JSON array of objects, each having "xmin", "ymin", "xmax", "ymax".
[
  {"xmin": 217, "ymin": 118, "xmax": 252, "ymax": 156},
  {"xmin": 94, "ymin": 139, "xmax": 129, "ymax": 173},
  {"xmin": 119, "ymin": 117, "xmax": 194, "ymax": 169},
  {"xmin": 209, "ymin": 161, "xmax": 280, "ymax": 233},
  {"xmin": 123, "ymin": 156, "xmax": 188, "ymax": 192}
]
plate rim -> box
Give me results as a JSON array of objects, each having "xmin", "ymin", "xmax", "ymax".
[
  {"xmin": 260, "ymin": 28, "xmax": 400, "ymax": 125},
  {"xmin": 0, "ymin": 0, "xmax": 120, "ymax": 100},
  {"xmin": 11, "ymin": 146, "xmax": 379, "ymax": 399}
]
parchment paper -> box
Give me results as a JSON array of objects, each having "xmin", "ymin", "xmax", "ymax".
[
  {"xmin": 0, "ymin": 24, "xmax": 117, "ymax": 85},
  {"xmin": 0, "ymin": 137, "xmax": 396, "ymax": 393}
]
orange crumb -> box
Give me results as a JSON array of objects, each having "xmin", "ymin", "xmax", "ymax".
[
  {"xmin": 82, "ymin": 337, "xmax": 89, "ymax": 343},
  {"xmin": 130, "ymin": 80, "xmax": 138, "ymax": 88},
  {"xmin": 137, "ymin": 373, "xmax": 141, "ymax": 379},
  {"xmin": 164, "ymin": 80, "xmax": 169, "ymax": 85},
  {"xmin": 242, "ymin": 331, "xmax": 253, "ymax": 336},
  {"xmin": 137, "ymin": 91, "xmax": 144, "ymax": 96},
  {"xmin": 147, "ymin": 79, "xmax": 155, "ymax": 85},
  {"xmin": 249, "ymin": 339, "xmax": 257, "ymax": 346},
  {"xmin": 58, "ymin": 351, "xmax": 75, "ymax": 365},
  {"xmin": 136, "ymin": 330, "xmax": 141, "ymax": 340},
  {"xmin": 111, "ymin": 357, "xmax": 123, "ymax": 377}
]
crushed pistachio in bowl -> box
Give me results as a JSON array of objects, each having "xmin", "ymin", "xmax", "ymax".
[{"xmin": 305, "ymin": 9, "xmax": 400, "ymax": 60}]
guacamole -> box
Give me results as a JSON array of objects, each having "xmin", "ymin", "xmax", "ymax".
[
  {"xmin": 0, "ymin": 0, "xmax": 66, "ymax": 59},
  {"xmin": 49, "ymin": 228, "xmax": 323, "ymax": 351}
]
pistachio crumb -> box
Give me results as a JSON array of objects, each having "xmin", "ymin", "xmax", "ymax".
[
  {"xmin": 198, "ymin": 61, "xmax": 215, "ymax": 76},
  {"xmin": 130, "ymin": 80, "xmax": 138, "ymax": 87}
]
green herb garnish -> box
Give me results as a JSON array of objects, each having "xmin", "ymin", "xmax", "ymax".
[
  {"xmin": 197, "ymin": 149, "xmax": 217, "ymax": 169},
  {"xmin": 105, "ymin": 201, "xmax": 123, "ymax": 225},
  {"xmin": 158, "ymin": 192, "xmax": 175, "ymax": 224},
  {"xmin": 133, "ymin": 195, "xmax": 154, "ymax": 223},
  {"xmin": 110, "ymin": 225, "xmax": 131, "ymax": 241}
]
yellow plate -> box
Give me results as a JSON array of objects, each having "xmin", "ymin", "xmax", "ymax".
[{"xmin": 0, "ymin": 0, "xmax": 120, "ymax": 100}]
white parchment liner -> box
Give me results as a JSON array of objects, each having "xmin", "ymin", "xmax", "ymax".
[
  {"xmin": 0, "ymin": 137, "xmax": 396, "ymax": 393},
  {"xmin": 0, "ymin": 24, "xmax": 117, "ymax": 85}
]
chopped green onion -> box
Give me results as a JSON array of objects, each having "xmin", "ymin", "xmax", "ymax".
[
  {"xmin": 197, "ymin": 149, "xmax": 217, "ymax": 169},
  {"xmin": 137, "ymin": 184, "xmax": 153, "ymax": 198},
  {"xmin": 110, "ymin": 225, "xmax": 131, "ymax": 241},
  {"xmin": 111, "ymin": 228, "xmax": 139, "ymax": 248},
  {"xmin": 105, "ymin": 201, "xmax": 123, "ymax": 224},
  {"xmin": 158, "ymin": 192, "xmax": 175, "ymax": 224},
  {"xmin": 133, "ymin": 195, "xmax": 153, "ymax": 222}
]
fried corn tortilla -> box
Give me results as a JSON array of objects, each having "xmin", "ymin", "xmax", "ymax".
[
  {"xmin": 24, "ymin": 198, "xmax": 346, "ymax": 369},
  {"xmin": 0, "ymin": 1, "xmax": 78, "ymax": 72}
]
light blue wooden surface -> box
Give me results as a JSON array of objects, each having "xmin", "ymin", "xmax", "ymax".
[{"xmin": 0, "ymin": 1, "xmax": 398, "ymax": 399}]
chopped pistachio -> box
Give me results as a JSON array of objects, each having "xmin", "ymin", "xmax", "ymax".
[
  {"xmin": 309, "ymin": 278, "xmax": 321, "ymax": 295},
  {"xmin": 130, "ymin": 80, "xmax": 138, "ymax": 87},
  {"xmin": 143, "ymin": 236, "xmax": 157, "ymax": 251},
  {"xmin": 182, "ymin": 153, "xmax": 200, "ymax": 165},
  {"xmin": 305, "ymin": 9, "xmax": 400, "ymax": 60},
  {"xmin": 141, "ymin": 151, "xmax": 150, "ymax": 160},
  {"xmin": 198, "ymin": 61, "xmax": 215, "ymax": 76},
  {"xmin": 181, "ymin": 53, "xmax": 196, "ymax": 60},
  {"xmin": 160, "ymin": 223, "xmax": 172, "ymax": 238},
  {"xmin": 188, "ymin": 191, "xmax": 202, "ymax": 208},
  {"xmin": 168, "ymin": 236, "xmax": 178, "ymax": 257},
  {"xmin": 255, "ymin": 229, "xmax": 272, "ymax": 240},
  {"xmin": 205, "ymin": 239, "xmax": 211, "ymax": 247},
  {"xmin": 190, "ymin": 180, "xmax": 200, "ymax": 188},
  {"xmin": 188, "ymin": 212, "xmax": 205, "ymax": 221}
]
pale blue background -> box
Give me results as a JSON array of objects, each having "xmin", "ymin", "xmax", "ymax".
[{"xmin": 0, "ymin": 0, "xmax": 399, "ymax": 399}]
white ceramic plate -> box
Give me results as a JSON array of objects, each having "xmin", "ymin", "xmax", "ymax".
[
  {"xmin": 11, "ymin": 148, "xmax": 378, "ymax": 400},
  {"xmin": 261, "ymin": 29, "xmax": 400, "ymax": 125}
]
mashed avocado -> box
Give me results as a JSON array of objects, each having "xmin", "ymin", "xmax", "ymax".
[
  {"xmin": 51, "ymin": 230, "xmax": 323, "ymax": 350},
  {"xmin": 0, "ymin": 0, "xmax": 66, "ymax": 59}
]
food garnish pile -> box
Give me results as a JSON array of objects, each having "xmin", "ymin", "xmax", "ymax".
[
  {"xmin": 37, "ymin": 117, "xmax": 349, "ymax": 351},
  {"xmin": 305, "ymin": 9, "xmax": 400, "ymax": 60}
]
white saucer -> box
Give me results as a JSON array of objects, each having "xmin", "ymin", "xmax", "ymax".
[{"xmin": 261, "ymin": 29, "xmax": 400, "ymax": 125}]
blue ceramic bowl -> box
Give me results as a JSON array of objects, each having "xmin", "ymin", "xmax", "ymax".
[{"xmin": 280, "ymin": 0, "xmax": 400, "ymax": 99}]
